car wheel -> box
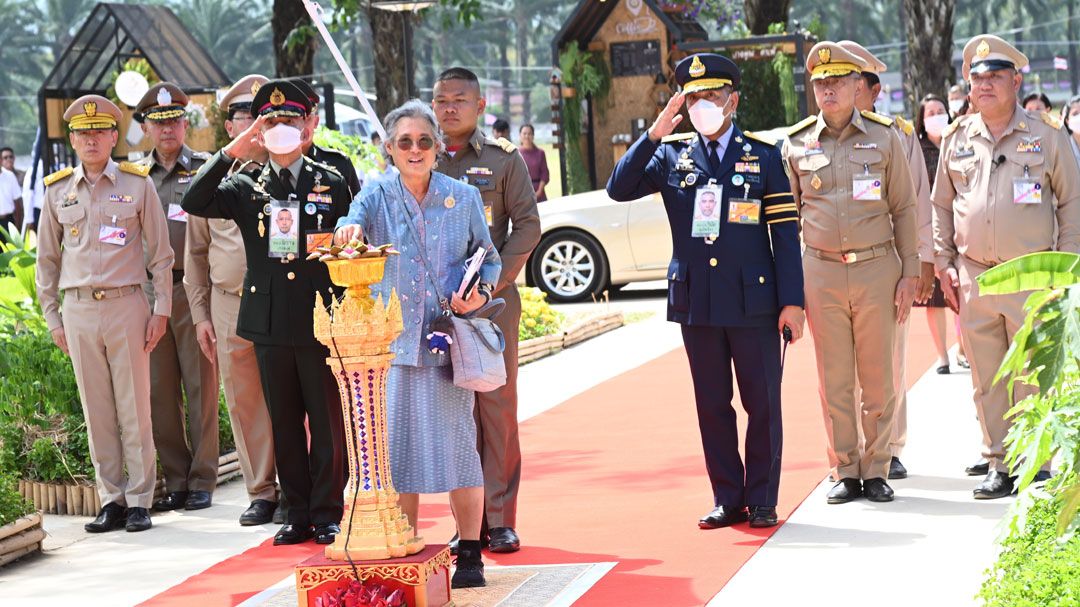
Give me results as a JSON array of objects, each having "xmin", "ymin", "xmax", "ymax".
[{"xmin": 529, "ymin": 231, "xmax": 608, "ymax": 303}]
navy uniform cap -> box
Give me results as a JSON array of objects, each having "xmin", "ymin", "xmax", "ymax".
[
  {"xmin": 674, "ymin": 53, "xmax": 740, "ymax": 93},
  {"xmin": 287, "ymin": 77, "xmax": 320, "ymax": 108},
  {"xmin": 251, "ymin": 79, "xmax": 312, "ymax": 119}
]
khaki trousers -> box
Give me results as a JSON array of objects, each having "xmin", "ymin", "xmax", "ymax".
[
  {"xmin": 890, "ymin": 320, "xmax": 909, "ymax": 457},
  {"xmin": 149, "ymin": 282, "xmax": 220, "ymax": 492},
  {"xmin": 63, "ymin": 288, "xmax": 156, "ymax": 508},
  {"xmin": 211, "ymin": 288, "xmax": 277, "ymax": 501},
  {"xmin": 957, "ymin": 257, "xmax": 1038, "ymax": 473},
  {"xmin": 805, "ymin": 252, "xmax": 901, "ymax": 480},
  {"xmin": 473, "ymin": 284, "xmax": 522, "ymax": 528}
]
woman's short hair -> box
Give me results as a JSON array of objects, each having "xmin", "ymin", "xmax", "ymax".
[{"xmin": 381, "ymin": 99, "xmax": 446, "ymax": 164}]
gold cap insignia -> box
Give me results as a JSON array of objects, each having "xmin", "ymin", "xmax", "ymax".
[
  {"xmin": 269, "ymin": 88, "xmax": 285, "ymax": 106},
  {"xmin": 976, "ymin": 40, "xmax": 990, "ymax": 59},
  {"xmin": 83, "ymin": 101, "xmax": 97, "ymax": 117},
  {"xmin": 689, "ymin": 56, "xmax": 706, "ymax": 78},
  {"xmin": 818, "ymin": 48, "xmax": 831, "ymax": 64},
  {"xmin": 251, "ymin": 81, "xmax": 261, "ymax": 96}
]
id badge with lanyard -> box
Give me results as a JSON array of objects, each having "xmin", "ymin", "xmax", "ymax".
[
  {"xmin": 852, "ymin": 163, "xmax": 883, "ymax": 201},
  {"xmin": 267, "ymin": 194, "xmax": 300, "ymax": 259},
  {"xmin": 1013, "ymin": 165, "xmax": 1042, "ymax": 204}
]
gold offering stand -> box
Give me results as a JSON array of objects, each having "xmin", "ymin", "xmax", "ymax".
[{"xmin": 298, "ymin": 255, "xmax": 452, "ymax": 607}]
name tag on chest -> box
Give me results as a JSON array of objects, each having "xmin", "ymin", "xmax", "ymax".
[
  {"xmin": 99, "ymin": 225, "xmax": 127, "ymax": 246},
  {"xmin": 168, "ymin": 203, "xmax": 188, "ymax": 222}
]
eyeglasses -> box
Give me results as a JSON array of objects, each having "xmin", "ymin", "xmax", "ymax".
[{"xmin": 394, "ymin": 136, "xmax": 435, "ymax": 151}]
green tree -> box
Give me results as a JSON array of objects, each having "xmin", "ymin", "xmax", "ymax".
[
  {"xmin": 0, "ymin": 0, "xmax": 49, "ymax": 152},
  {"xmin": 169, "ymin": 0, "xmax": 274, "ymax": 79}
]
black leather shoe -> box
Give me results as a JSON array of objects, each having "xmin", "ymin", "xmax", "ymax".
[
  {"xmin": 974, "ymin": 470, "xmax": 1014, "ymax": 500},
  {"xmin": 936, "ymin": 364, "xmax": 951, "ymax": 374},
  {"xmin": 239, "ymin": 500, "xmax": 277, "ymax": 526},
  {"xmin": 888, "ymin": 457, "xmax": 908, "ymax": 480},
  {"xmin": 966, "ymin": 458, "xmax": 990, "ymax": 476},
  {"xmin": 273, "ymin": 523, "xmax": 314, "ymax": 545},
  {"xmin": 314, "ymin": 522, "xmax": 340, "ymax": 545},
  {"xmin": 451, "ymin": 545, "xmax": 486, "ymax": 588},
  {"xmin": 448, "ymin": 531, "xmax": 490, "ymax": 555},
  {"xmin": 85, "ymin": 503, "xmax": 127, "ymax": 533},
  {"xmin": 153, "ymin": 491, "xmax": 189, "ymax": 512},
  {"xmin": 184, "ymin": 490, "xmax": 212, "ymax": 511},
  {"xmin": 863, "ymin": 478, "xmax": 895, "ymax": 502},
  {"xmin": 272, "ymin": 503, "xmax": 286, "ymax": 525},
  {"xmin": 748, "ymin": 506, "xmax": 778, "ymax": 528},
  {"xmin": 698, "ymin": 505, "xmax": 748, "ymax": 529},
  {"xmin": 125, "ymin": 507, "xmax": 152, "ymax": 532},
  {"xmin": 827, "ymin": 479, "xmax": 862, "ymax": 504},
  {"xmin": 487, "ymin": 527, "xmax": 520, "ymax": 553}
]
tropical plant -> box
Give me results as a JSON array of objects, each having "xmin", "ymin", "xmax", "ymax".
[
  {"xmin": 0, "ymin": 473, "xmax": 34, "ymax": 526},
  {"xmin": 975, "ymin": 251, "xmax": 1080, "ymax": 538},
  {"xmin": 558, "ymin": 42, "xmax": 610, "ymax": 195},
  {"xmin": 313, "ymin": 126, "xmax": 382, "ymax": 176}
]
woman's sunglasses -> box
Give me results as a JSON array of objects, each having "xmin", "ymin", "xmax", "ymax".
[{"xmin": 394, "ymin": 136, "xmax": 435, "ymax": 151}]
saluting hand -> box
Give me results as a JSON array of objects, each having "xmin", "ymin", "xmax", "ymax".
[
  {"xmin": 145, "ymin": 314, "xmax": 168, "ymax": 353},
  {"xmin": 647, "ymin": 92, "xmax": 686, "ymax": 142},
  {"xmin": 894, "ymin": 276, "xmax": 918, "ymax": 324},
  {"xmin": 223, "ymin": 115, "xmax": 267, "ymax": 162},
  {"xmin": 939, "ymin": 267, "xmax": 961, "ymax": 314},
  {"xmin": 778, "ymin": 305, "xmax": 805, "ymax": 344}
]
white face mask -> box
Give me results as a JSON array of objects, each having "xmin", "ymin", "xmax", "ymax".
[
  {"xmin": 1068, "ymin": 115, "xmax": 1080, "ymax": 134},
  {"xmin": 924, "ymin": 113, "xmax": 950, "ymax": 138},
  {"xmin": 263, "ymin": 124, "xmax": 302, "ymax": 155},
  {"xmin": 948, "ymin": 99, "xmax": 965, "ymax": 115},
  {"xmin": 688, "ymin": 98, "xmax": 732, "ymax": 137}
]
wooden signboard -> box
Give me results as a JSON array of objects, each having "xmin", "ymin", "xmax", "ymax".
[{"xmin": 611, "ymin": 39, "xmax": 662, "ymax": 77}]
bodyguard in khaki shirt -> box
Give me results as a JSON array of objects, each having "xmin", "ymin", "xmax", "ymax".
[
  {"xmin": 184, "ymin": 74, "xmax": 280, "ymax": 526},
  {"xmin": 433, "ymin": 67, "xmax": 540, "ymax": 553},
  {"xmin": 841, "ymin": 40, "xmax": 936, "ymax": 481},
  {"xmin": 134, "ymin": 83, "xmax": 220, "ymax": 513},
  {"xmin": 782, "ymin": 42, "xmax": 919, "ymax": 504},
  {"xmin": 36, "ymin": 95, "xmax": 173, "ymax": 533},
  {"xmin": 932, "ymin": 35, "xmax": 1080, "ymax": 499}
]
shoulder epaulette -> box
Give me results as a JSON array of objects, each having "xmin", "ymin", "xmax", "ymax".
[
  {"xmin": 894, "ymin": 116, "xmax": 914, "ymax": 136},
  {"xmin": 307, "ymin": 157, "xmax": 342, "ymax": 176},
  {"xmin": 786, "ymin": 116, "xmax": 817, "ymax": 136},
  {"xmin": 119, "ymin": 161, "xmax": 151, "ymax": 177},
  {"xmin": 43, "ymin": 167, "xmax": 73, "ymax": 187},
  {"xmin": 744, "ymin": 131, "xmax": 777, "ymax": 146},
  {"xmin": 941, "ymin": 116, "xmax": 964, "ymax": 139},
  {"xmin": 316, "ymin": 145, "xmax": 349, "ymax": 158},
  {"xmin": 491, "ymin": 137, "xmax": 517, "ymax": 153},
  {"xmin": 861, "ymin": 110, "xmax": 893, "ymax": 127},
  {"xmin": 191, "ymin": 150, "xmax": 211, "ymax": 160},
  {"xmin": 660, "ymin": 132, "xmax": 695, "ymax": 144},
  {"xmin": 1042, "ymin": 111, "xmax": 1063, "ymax": 130}
]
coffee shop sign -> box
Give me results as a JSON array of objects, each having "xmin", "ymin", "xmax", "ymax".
[
  {"xmin": 730, "ymin": 46, "xmax": 782, "ymax": 61},
  {"xmin": 616, "ymin": 15, "xmax": 659, "ymax": 37}
]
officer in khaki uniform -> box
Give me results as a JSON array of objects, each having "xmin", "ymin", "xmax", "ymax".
[
  {"xmin": 36, "ymin": 95, "xmax": 174, "ymax": 533},
  {"xmin": 134, "ymin": 83, "xmax": 220, "ymax": 513},
  {"xmin": 932, "ymin": 35, "xmax": 1080, "ymax": 499},
  {"xmin": 782, "ymin": 42, "xmax": 919, "ymax": 504},
  {"xmin": 432, "ymin": 67, "xmax": 540, "ymax": 553},
  {"xmin": 184, "ymin": 74, "xmax": 280, "ymax": 526},
  {"xmin": 840, "ymin": 40, "xmax": 937, "ymax": 480}
]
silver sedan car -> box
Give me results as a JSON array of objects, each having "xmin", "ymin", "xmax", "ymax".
[{"xmin": 522, "ymin": 189, "xmax": 673, "ymax": 303}]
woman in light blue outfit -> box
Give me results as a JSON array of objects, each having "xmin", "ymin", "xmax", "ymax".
[{"xmin": 334, "ymin": 100, "xmax": 500, "ymax": 588}]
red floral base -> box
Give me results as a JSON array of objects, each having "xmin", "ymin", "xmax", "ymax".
[{"xmin": 295, "ymin": 545, "xmax": 452, "ymax": 607}]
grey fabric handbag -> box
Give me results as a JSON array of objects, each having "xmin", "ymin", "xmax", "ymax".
[{"xmin": 434, "ymin": 299, "xmax": 507, "ymax": 392}]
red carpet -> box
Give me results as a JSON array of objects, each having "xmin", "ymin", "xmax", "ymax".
[{"xmin": 140, "ymin": 314, "xmax": 947, "ymax": 607}]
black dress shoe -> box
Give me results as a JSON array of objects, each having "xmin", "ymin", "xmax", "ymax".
[
  {"xmin": 239, "ymin": 500, "xmax": 277, "ymax": 526},
  {"xmin": 451, "ymin": 545, "xmax": 486, "ymax": 588},
  {"xmin": 936, "ymin": 364, "xmax": 951, "ymax": 374},
  {"xmin": 827, "ymin": 479, "xmax": 862, "ymax": 504},
  {"xmin": 153, "ymin": 491, "xmax": 189, "ymax": 512},
  {"xmin": 966, "ymin": 458, "xmax": 990, "ymax": 476},
  {"xmin": 125, "ymin": 507, "xmax": 152, "ymax": 532},
  {"xmin": 448, "ymin": 531, "xmax": 490, "ymax": 555},
  {"xmin": 85, "ymin": 503, "xmax": 127, "ymax": 533},
  {"xmin": 748, "ymin": 506, "xmax": 778, "ymax": 528},
  {"xmin": 184, "ymin": 490, "xmax": 212, "ymax": 511},
  {"xmin": 698, "ymin": 505, "xmax": 748, "ymax": 529},
  {"xmin": 487, "ymin": 527, "xmax": 520, "ymax": 553},
  {"xmin": 272, "ymin": 502, "xmax": 286, "ymax": 525},
  {"xmin": 273, "ymin": 523, "xmax": 314, "ymax": 545},
  {"xmin": 974, "ymin": 470, "xmax": 1014, "ymax": 500},
  {"xmin": 863, "ymin": 478, "xmax": 895, "ymax": 502},
  {"xmin": 314, "ymin": 522, "xmax": 340, "ymax": 545},
  {"xmin": 888, "ymin": 457, "xmax": 908, "ymax": 480}
]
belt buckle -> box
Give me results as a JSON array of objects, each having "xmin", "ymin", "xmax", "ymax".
[
  {"xmin": 841, "ymin": 252, "xmax": 857, "ymax": 264},
  {"xmin": 92, "ymin": 289, "xmax": 105, "ymax": 301}
]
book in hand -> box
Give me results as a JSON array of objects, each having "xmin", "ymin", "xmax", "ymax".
[{"xmin": 457, "ymin": 246, "xmax": 488, "ymax": 298}]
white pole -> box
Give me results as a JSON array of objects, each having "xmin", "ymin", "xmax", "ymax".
[{"xmin": 300, "ymin": 0, "xmax": 387, "ymax": 139}]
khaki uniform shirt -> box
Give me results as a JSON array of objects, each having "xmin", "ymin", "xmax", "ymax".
[
  {"xmin": 782, "ymin": 109, "xmax": 920, "ymax": 277},
  {"xmin": 931, "ymin": 106, "xmax": 1080, "ymax": 271},
  {"xmin": 183, "ymin": 215, "xmax": 247, "ymax": 325},
  {"xmin": 437, "ymin": 128, "xmax": 540, "ymax": 291},
  {"xmin": 140, "ymin": 145, "xmax": 209, "ymax": 271},
  {"xmin": 892, "ymin": 117, "xmax": 935, "ymax": 263},
  {"xmin": 36, "ymin": 160, "xmax": 174, "ymax": 331}
]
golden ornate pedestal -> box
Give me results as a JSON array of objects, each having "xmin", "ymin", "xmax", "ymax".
[{"xmin": 313, "ymin": 257, "xmax": 425, "ymax": 561}]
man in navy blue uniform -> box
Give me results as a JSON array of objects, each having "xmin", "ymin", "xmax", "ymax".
[{"xmin": 607, "ymin": 53, "xmax": 805, "ymax": 529}]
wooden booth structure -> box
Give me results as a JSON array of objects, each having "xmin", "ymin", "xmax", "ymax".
[
  {"xmin": 552, "ymin": 0, "xmax": 817, "ymax": 193},
  {"xmin": 36, "ymin": 2, "xmax": 230, "ymax": 172}
]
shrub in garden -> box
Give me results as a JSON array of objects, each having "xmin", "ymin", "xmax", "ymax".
[
  {"xmin": 518, "ymin": 287, "xmax": 564, "ymax": 341},
  {"xmin": 0, "ymin": 473, "xmax": 33, "ymax": 526}
]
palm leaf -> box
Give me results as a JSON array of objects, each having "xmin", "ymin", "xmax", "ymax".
[{"xmin": 976, "ymin": 252, "xmax": 1080, "ymax": 295}]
